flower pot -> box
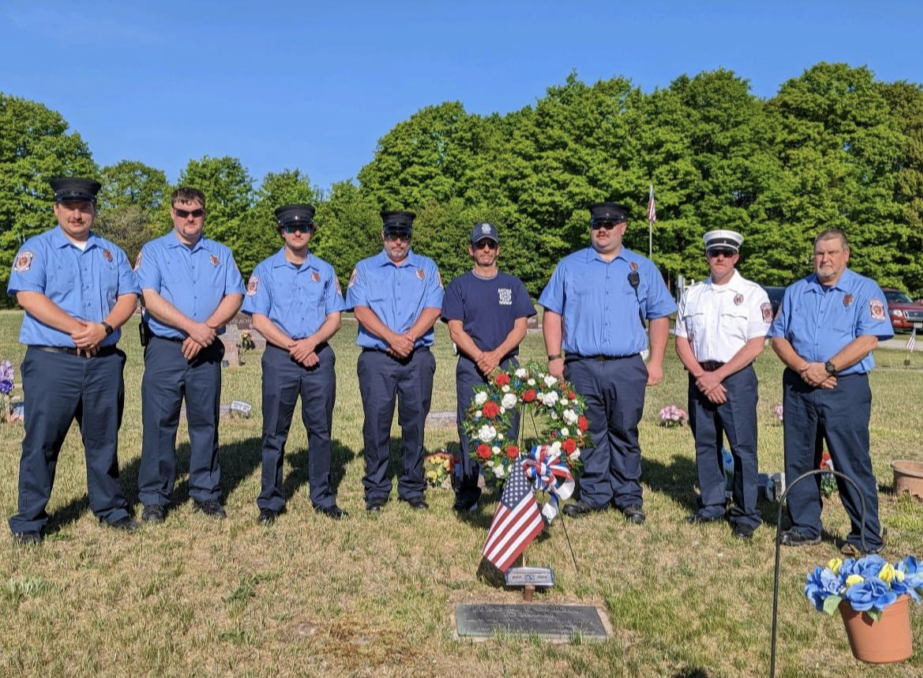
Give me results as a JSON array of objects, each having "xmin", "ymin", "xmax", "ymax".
[
  {"xmin": 892, "ymin": 460, "xmax": 923, "ymax": 500},
  {"xmin": 839, "ymin": 594, "xmax": 913, "ymax": 663}
]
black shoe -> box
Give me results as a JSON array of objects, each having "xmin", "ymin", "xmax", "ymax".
[
  {"xmin": 104, "ymin": 516, "xmax": 139, "ymax": 532},
  {"xmin": 780, "ymin": 529, "xmax": 821, "ymax": 547},
  {"xmin": 840, "ymin": 527, "xmax": 886, "ymax": 557},
  {"xmin": 142, "ymin": 504, "xmax": 167, "ymax": 523},
  {"xmin": 453, "ymin": 497, "xmax": 479, "ymax": 514},
  {"xmin": 562, "ymin": 500, "xmax": 604, "ymax": 518},
  {"xmin": 686, "ymin": 513, "xmax": 724, "ymax": 525},
  {"xmin": 258, "ymin": 508, "xmax": 279, "ymax": 525},
  {"xmin": 366, "ymin": 497, "xmax": 387, "ymax": 512},
  {"xmin": 12, "ymin": 531, "xmax": 42, "ymax": 545},
  {"xmin": 619, "ymin": 504, "xmax": 646, "ymax": 525},
  {"xmin": 315, "ymin": 505, "xmax": 348, "ymax": 520},
  {"xmin": 193, "ymin": 499, "xmax": 226, "ymax": 519},
  {"xmin": 399, "ymin": 497, "xmax": 429, "ymax": 510},
  {"xmin": 732, "ymin": 523, "xmax": 755, "ymax": 540}
]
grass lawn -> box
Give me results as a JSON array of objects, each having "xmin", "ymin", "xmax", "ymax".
[{"xmin": 1, "ymin": 310, "xmax": 923, "ymax": 677}]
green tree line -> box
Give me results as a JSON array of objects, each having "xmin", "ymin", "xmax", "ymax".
[{"xmin": 3, "ymin": 62, "xmax": 922, "ymax": 305}]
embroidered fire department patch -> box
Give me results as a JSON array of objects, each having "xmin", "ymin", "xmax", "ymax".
[
  {"xmin": 210, "ymin": 254, "xmax": 219, "ymax": 266},
  {"xmin": 13, "ymin": 251, "xmax": 34, "ymax": 272},
  {"xmin": 247, "ymin": 276, "xmax": 259, "ymax": 296},
  {"xmin": 843, "ymin": 294, "xmax": 853, "ymax": 307},
  {"xmin": 102, "ymin": 249, "xmax": 113, "ymax": 262},
  {"xmin": 416, "ymin": 268, "xmax": 425, "ymax": 280},
  {"xmin": 348, "ymin": 268, "xmax": 358, "ymax": 288},
  {"xmin": 869, "ymin": 299, "xmax": 886, "ymax": 321},
  {"xmin": 312, "ymin": 271, "xmax": 321, "ymax": 283},
  {"xmin": 761, "ymin": 302, "xmax": 772, "ymax": 323},
  {"xmin": 134, "ymin": 251, "xmax": 143, "ymax": 271},
  {"xmin": 734, "ymin": 293, "xmax": 744, "ymax": 306}
]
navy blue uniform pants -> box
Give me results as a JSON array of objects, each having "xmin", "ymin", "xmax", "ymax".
[
  {"xmin": 139, "ymin": 336, "xmax": 224, "ymax": 506},
  {"xmin": 259, "ymin": 343, "xmax": 337, "ymax": 511},
  {"xmin": 358, "ymin": 348, "xmax": 435, "ymax": 503},
  {"xmin": 454, "ymin": 355, "xmax": 520, "ymax": 504},
  {"xmin": 10, "ymin": 347, "xmax": 130, "ymax": 534},
  {"xmin": 565, "ymin": 354, "xmax": 647, "ymax": 509},
  {"xmin": 782, "ymin": 369, "xmax": 883, "ymax": 550},
  {"xmin": 688, "ymin": 365, "xmax": 761, "ymax": 529}
]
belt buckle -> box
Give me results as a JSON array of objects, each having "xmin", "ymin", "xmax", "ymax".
[{"xmin": 595, "ymin": 355, "xmax": 607, "ymax": 362}]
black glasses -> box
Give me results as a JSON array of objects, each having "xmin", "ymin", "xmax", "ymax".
[
  {"xmin": 282, "ymin": 224, "xmax": 312, "ymax": 234},
  {"xmin": 174, "ymin": 207, "xmax": 205, "ymax": 219},
  {"xmin": 474, "ymin": 240, "xmax": 498, "ymax": 250},
  {"xmin": 591, "ymin": 220, "xmax": 623, "ymax": 230},
  {"xmin": 706, "ymin": 248, "xmax": 736, "ymax": 258},
  {"xmin": 385, "ymin": 232, "xmax": 411, "ymax": 242}
]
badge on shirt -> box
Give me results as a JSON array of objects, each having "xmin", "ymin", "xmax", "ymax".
[
  {"xmin": 843, "ymin": 294, "xmax": 853, "ymax": 307},
  {"xmin": 734, "ymin": 293, "xmax": 744, "ymax": 306},
  {"xmin": 102, "ymin": 248, "xmax": 113, "ymax": 262},
  {"xmin": 498, "ymin": 288, "xmax": 512, "ymax": 306},
  {"xmin": 630, "ymin": 261, "xmax": 638, "ymax": 272},
  {"xmin": 13, "ymin": 251, "xmax": 34, "ymax": 273},
  {"xmin": 869, "ymin": 298, "xmax": 886, "ymax": 321},
  {"xmin": 348, "ymin": 268, "xmax": 359, "ymax": 288},
  {"xmin": 312, "ymin": 270, "xmax": 321, "ymax": 283},
  {"xmin": 134, "ymin": 251, "xmax": 143, "ymax": 271},
  {"xmin": 416, "ymin": 268, "xmax": 425, "ymax": 280},
  {"xmin": 210, "ymin": 254, "xmax": 220, "ymax": 266},
  {"xmin": 247, "ymin": 276, "xmax": 259, "ymax": 296},
  {"xmin": 761, "ymin": 302, "xmax": 772, "ymax": 324}
]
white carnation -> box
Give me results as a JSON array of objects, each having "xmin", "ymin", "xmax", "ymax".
[
  {"xmin": 499, "ymin": 407, "xmax": 506, "ymax": 415},
  {"xmin": 515, "ymin": 368, "xmax": 528, "ymax": 379},
  {"xmin": 570, "ymin": 448, "xmax": 581, "ymax": 460},
  {"xmin": 492, "ymin": 446, "xmax": 501, "ymax": 454},
  {"xmin": 527, "ymin": 379, "xmax": 536, "ymax": 386},
  {"xmin": 551, "ymin": 441, "xmax": 562, "ymax": 452},
  {"xmin": 560, "ymin": 398, "xmax": 569, "ymax": 407},
  {"xmin": 478, "ymin": 425, "xmax": 497, "ymax": 443},
  {"xmin": 502, "ymin": 385, "xmax": 511, "ymax": 393},
  {"xmin": 498, "ymin": 433, "xmax": 504, "ymax": 440},
  {"xmin": 474, "ymin": 410, "xmax": 482, "ymax": 419},
  {"xmin": 542, "ymin": 391, "xmax": 559, "ymax": 407},
  {"xmin": 550, "ymin": 412, "xmax": 558, "ymax": 420},
  {"xmin": 544, "ymin": 375, "xmax": 558, "ymax": 387},
  {"xmin": 494, "ymin": 465, "xmax": 505, "ymax": 478},
  {"xmin": 501, "ymin": 393, "xmax": 518, "ymax": 409},
  {"xmin": 560, "ymin": 428, "xmax": 569, "ymax": 437},
  {"xmin": 475, "ymin": 392, "xmax": 488, "ymax": 406},
  {"xmin": 563, "ymin": 409, "xmax": 578, "ymax": 426}
]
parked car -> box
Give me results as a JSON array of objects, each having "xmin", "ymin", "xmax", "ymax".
[
  {"xmin": 882, "ymin": 288, "xmax": 923, "ymax": 333},
  {"xmin": 762, "ymin": 286, "xmax": 786, "ymax": 317}
]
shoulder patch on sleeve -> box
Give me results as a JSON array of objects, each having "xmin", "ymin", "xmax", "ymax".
[
  {"xmin": 13, "ymin": 251, "xmax": 34, "ymax": 273},
  {"xmin": 436, "ymin": 270, "xmax": 443, "ymax": 289},
  {"xmin": 761, "ymin": 302, "xmax": 772, "ymax": 324},
  {"xmin": 348, "ymin": 268, "xmax": 359, "ymax": 288},
  {"xmin": 246, "ymin": 275, "xmax": 260, "ymax": 296},
  {"xmin": 335, "ymin": 277, "xmax": 343, "ymax": 296},
  {"xmin": 869, "ymin": 298, "xmax": 886, "ymax": 321}
]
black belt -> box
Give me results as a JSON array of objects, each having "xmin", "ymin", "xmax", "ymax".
[
  {"xmin": 152, "ymin": 334, "xmax": 185, "ymax": 343},
  {"xmin": 699, "ymin": 361, "xmax": 725, "ymax": 372},
  {"xmin": 565, "ymin": 353, "xmax": 638, "ymax": 364},
  {"xmin": 267, "ymin": 341, "xmax": 329, "ymax": 353},
  {"xmin": 32, "ymin": 345, "xmax": 118, "ymax": 358},
  {"xmin": 362, "ymin": 346, "xmax": 430, "ymax": 356}
]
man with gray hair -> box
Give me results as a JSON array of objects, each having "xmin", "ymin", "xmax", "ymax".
[{"xmin": 768, "ymin": 229, "xmax": 892, "ymax": 555}]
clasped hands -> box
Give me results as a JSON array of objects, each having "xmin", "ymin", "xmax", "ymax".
[
  {"xmin": 70, "ymin": 321, "xmax": 109, "ymax": 357},
  {"xmin": 181, "ymin": 321, "xmax": 218, "ymax": 360},
  {"xmin": 799, "ymin": 362, "xmax": 837, "ymax": 389},
  {"xmin": 694, "ymin": 370, "xmax": 728, "ymax": 404},
  {"xmin": 387, "ymin": 332, "xmax": 416, "ymax": 359}
]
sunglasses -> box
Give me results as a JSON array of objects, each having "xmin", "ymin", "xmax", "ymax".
[
  {"xmin": 174, "ymin": 207, "xmax": 205, "ymax": 219},
  {"xmin": 591, "ymin": 220, "xmax": 624, "ymax": 230},
  {"xmin": 385, "ymin": 232, "xmax": 411, "ymax": 242},
  {"xmin": 282, "ymin": 224, "xmax": 312, "ymax": 234},
  {"xmin": 706, "ymin": 248, "xmax": 736, "ymax": 258},
  {"xmin": 474, "ymin": 240, "xmax": 498, "ymax": 250}
]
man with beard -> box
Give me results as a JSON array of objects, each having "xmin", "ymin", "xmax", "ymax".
[
  {"xmin": 441, "ymin": 223, "xmax": 535, "ymax": 513},
  {"xmin": 346, "ymin": 211, "xmax": 443, "ymax": 512}
]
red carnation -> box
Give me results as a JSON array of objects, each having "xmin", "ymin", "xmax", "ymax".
[
  {"xmin": 483, "ymin": 402, "xmax": 500, "ymax": 419},
  {"xmin": 495, "ymin": 373, "xmax": 511, "ymax": 387},
  {"xmin": 506, "ymin": 445, "xmax": 519, "ymax": 459},
  {"xmin": 476, "ymin": 444, "xmax": 492, "ymax": 460},
  {"xmin": 562, "ymin": 438, "xmax": 577, "ymax": 454},
  {"xmin": 578, "ymin": 416, "xmax": 589, "ymax": 432},
  {"xmin": 568, "ymin": 391, "xmax": 577, "ymax": 400},
  {"xmin": 522, "ymin": 389, "xmax": 537, "ymax": 403}
]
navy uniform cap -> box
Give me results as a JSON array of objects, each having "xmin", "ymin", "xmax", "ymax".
[
  {"xmin": 703, "ymin": 229, "xmax": 744, "ymax": 252},
  {"xmin": 275, "ymin": 204, "xmax": 316, "ymax": 228},
  {"xmin": 471, "ymin": 222, "xmax": 499, "ymax": 244},
  {"xmin": 50, "ymin": 177, "xmax": 101, "ymax": 203},
  {"xmin": 381, "ymin": 210, "xmax": 415, "ymax": 234},
  {"xmin": 589, "ymin": 202, "xmax": 628, "ymax": 224}
]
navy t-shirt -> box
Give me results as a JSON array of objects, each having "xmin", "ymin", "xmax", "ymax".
[{"xmin": 441, "ymin": 271, "xmax": 536, "ymax": 355}]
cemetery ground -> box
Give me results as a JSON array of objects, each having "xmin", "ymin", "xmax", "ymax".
[{"xmin": 1, "ymin": 310, "xmax": 922, "ymax": 678}]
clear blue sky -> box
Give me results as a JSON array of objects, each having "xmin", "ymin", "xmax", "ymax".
[{"xmin": 2, "ymin": 1, "xmax": 921, "ymax": 190}]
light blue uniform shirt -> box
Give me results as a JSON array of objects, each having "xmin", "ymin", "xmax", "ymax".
[
  {"xmin": 7, "ymin": 226, "xmax": 139, "ymax": 347},
  {"xmin": 767, "ymin": 268, "xmax": 893, "ymax": 375},
  {"xmin": 345, "ymin": 249, "xmax": 444, "ymax": 350},
  {"xmin": 241, "ymin": 248, "xmax": 346, "ymax": 339},
  {"xmin": 136, "ymin": 231, "xmax": 245, "ymax": 340},
  {"xmin": 538, "ymin": 246, "xmax": 676, "ymax": 357}
]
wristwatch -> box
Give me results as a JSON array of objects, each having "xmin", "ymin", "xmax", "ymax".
[
  {"xmin": 548, "ymin": 354, "xmax": 563, "ymax": 361},
  {"xmin": 102, "ymin": 322, "xmax": 114, "ymax": 336},
  {"xmin": 824, "ymin": 360, "xmax": 836, "ymax": 375}
]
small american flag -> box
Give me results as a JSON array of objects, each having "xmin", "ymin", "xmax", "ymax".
[
  {"xmin": 648, "ymin": 184, "xmax": 656, "ymax": 223},
  {"xmin": 482, "ymin": 458, "xmax": 545, "ymax": 572},
  {"xmin": 907, "ymin": 327, "xmax": 917, "ymax": 353}
]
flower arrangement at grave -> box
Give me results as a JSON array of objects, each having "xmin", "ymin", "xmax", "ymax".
[
  {"xmin": 0, "ymin": 360, "xmax": 18, "ymax": 424},
  {"xmin": 423, "ymin": 450, "xmax": 454, "ymax": 490},
  {"xmin": 463, "ymin": 362, "xmax": 587, "ymax": 490},
  {"xmin": 819, "ymin": 449, "xmax": 837, "ymax": 498},
  {"xmin": 659, "ymin": 404, "xmax": 688, "ymax": 428},
  {"xmin": 773, "ymin": 403, "xmax": 784, "ymax": 423}
]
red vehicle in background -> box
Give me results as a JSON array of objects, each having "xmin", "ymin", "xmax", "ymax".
[{"xmin": 883, "ymin": 288, "xmax": 923, "ymax": 332}]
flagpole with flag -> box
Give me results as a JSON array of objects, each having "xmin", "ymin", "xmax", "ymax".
[
  {"xmin": 906, "ymin": 327, "xmax": 916, "ymax": 354},
  {"xmin": 647, "ymin": 184, "xmax": 656, "ymax": 259}
]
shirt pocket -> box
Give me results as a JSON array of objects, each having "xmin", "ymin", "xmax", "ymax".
[{"xmin": 719, "ymin": 309, "xmax": 750, "ymax": 343}]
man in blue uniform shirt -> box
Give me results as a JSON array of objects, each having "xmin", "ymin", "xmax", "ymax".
[
  {"xmin": 769, "ymin": 229, "xmax": 892, "ymax": 554},
  {"xmin": 675, "ymin": 230, "xmax": 770, "ymax": 540},
  {"xmin": 442, "ymin": 222, "xmax": 536, "ymax": 513},
  {"xmin": 539, "ymin": 202, "xmax": 675, "ymax": 523},
  {"xmin": 136, "ymin": 187, "xmax": 245, "ymax": 522},
  {"xmin": 242, "ymin": 204, "xmax": 347, "ymax": 524},
  {"xmin": 346, "ymin": 210, "xmax": 444, "ymax": 512},
  {"xmin": 8, "ymin": 177, "xmax": 140, "ymax": 543}
]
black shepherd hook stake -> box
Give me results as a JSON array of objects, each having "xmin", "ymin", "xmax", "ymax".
[{"xmin": 768, "ymin": 469, "xmax": 869, "ymax": 678}]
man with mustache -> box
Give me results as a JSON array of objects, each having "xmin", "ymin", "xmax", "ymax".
[
  {"xmin": 242, "ymin": 204, "xmax": 347, "ymax": 524},
  {"xmin": 8, "ymin": 177, "xmax": 139, "ymax": 543},
  {"xmin": 346, "ymin": 210, "xmax": 443, "ymax": 512}
]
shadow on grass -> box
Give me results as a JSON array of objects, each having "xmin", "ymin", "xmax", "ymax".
[
  {"xmin": 283, "ymin": 438, "xmax": 356, "ymax": 500},
  {"xmin": 671, "ymin": 670, "xmax": 714, "ymax": 678},
  {"xmin": 643, "ymin": 453, "xmax": 700, "ymax": 512}
]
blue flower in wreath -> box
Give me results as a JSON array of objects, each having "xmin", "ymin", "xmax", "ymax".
[
  {"xmin": 894, "ymin": 557, "xmax": 923, "ymax": 602},
  {"xmin": 805, "ymin": 567, "xmax": 844, "ymax": 611},
  {"xmin": 844, "ymin": 576, "xmax": 897, "ymax": 612}
]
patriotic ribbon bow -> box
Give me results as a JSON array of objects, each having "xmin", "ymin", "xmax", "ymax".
[{"xmin": 522, "ymin": 444, "xmax": 575, "ymax": 523}]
